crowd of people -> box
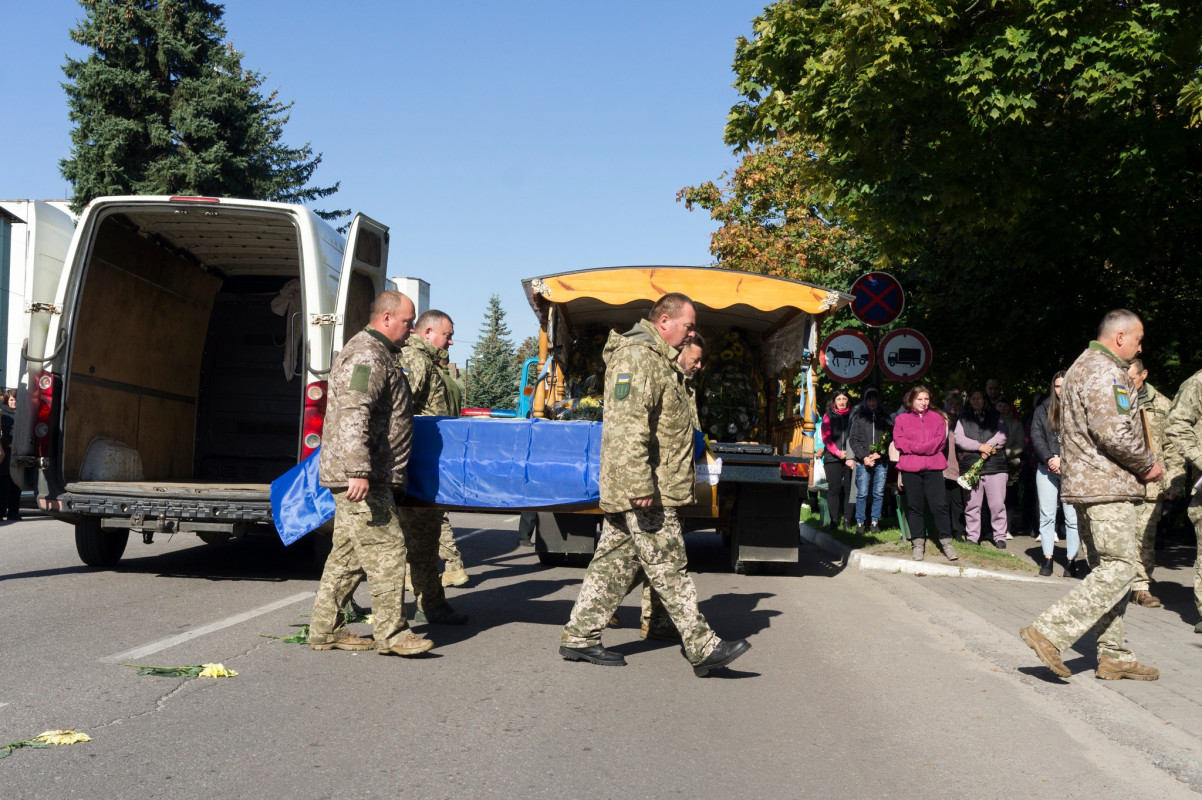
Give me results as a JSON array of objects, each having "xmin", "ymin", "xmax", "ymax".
[{"xmin": 819, "ymin": 309, "xmax": 1202, "ymax": 683}]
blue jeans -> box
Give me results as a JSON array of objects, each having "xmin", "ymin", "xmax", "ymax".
[
  {"xmin": 855, "ymin": 461, "xmax": 888, "ymax": 524},
  {"xmin": 1035, "ymin": 464, "xmax": 1079, "ymax": 559}
]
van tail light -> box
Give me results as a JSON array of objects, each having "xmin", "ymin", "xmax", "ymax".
[
  {"xmin": 780, "ymin": 461, "xmax": 809, "ymax": 480},
  {"xmin": 301, "ymin": 381, "xmax": 328, "ymax": 459},
  {"xmin": 33, "ymin": 371, "xmax": 57, "ymax": 457}
]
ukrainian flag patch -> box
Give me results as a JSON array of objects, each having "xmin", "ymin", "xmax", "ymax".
[
  {"xmin": 614, "ymin": 373, "xmax": 632, "ymax": 400},
  {"xmin": 1113, "ymin": 382, "xmax": 1130, "ymax": 413}
]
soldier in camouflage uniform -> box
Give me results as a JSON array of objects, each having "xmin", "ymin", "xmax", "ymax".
[
  {"xmin": 1164, "ymin": 368, "xmax": 1202, "ymax": 634},
  {"xmin": 436, "ymin": 353, "xmax": 469, "ymax": 586},
  {"xmin": 398, "ymin": 310, "xmax": 468, "ymax": 625},
  {"xmin": 1127, "ymin": 359, "xmax": 1186, "ymax": 607},
  {"xmin": 637, "ymin": 334, "xmax": 705, "ymax": 641},
  {"xmin": 308, "ymin": 291, "xmax": 433, "ymax": 657},
  {"xmin": 560, "ymin": 295, "xmax": 749, "ymax": 676},
  {"xmin": 1021, "ymin": 310, "xmax": 1163, "ymax": 681}
]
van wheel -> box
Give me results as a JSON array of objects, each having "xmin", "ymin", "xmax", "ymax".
[
  {"xmin": 197, "ymin": 531, "xmax": 231, "ymax": 546},
  {"xmin": 75, "ymin": 518, "xmax": 129, "ymax": 567}
]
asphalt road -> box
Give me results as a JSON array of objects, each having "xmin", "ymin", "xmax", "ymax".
[{"xmin": 1, "ymin": 512, "xmax": 1198, "ymax": 799}]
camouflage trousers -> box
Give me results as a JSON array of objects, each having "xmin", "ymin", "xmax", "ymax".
[
  {"xmin": 1131, "ymin": 499, "xmax": 1165, "ymax": 593},
  {"xmin": 561, "ymin": 507, "xmax": 718, "ymax": 664},
  {"xmin": 309, "ymin": 487, "xmax": 409, "ymax": 652},
  {"xmin": 622, "ymin": 572, "xmax": 670, "ymax": 634},
  {"xmin": 399, "ymin": 506, "xmax": 449, "ymax": 613},
  {"xmin": 1189, "ymin": 493, "xmax": 1202, "ymax": 617},
  {"xmin": 438, "ymin": 511, "xmax": 464, "ymax": 572},
  {"xmin": 1033, "ymin": 500, "xmax": 1140, "ymax": 662}
]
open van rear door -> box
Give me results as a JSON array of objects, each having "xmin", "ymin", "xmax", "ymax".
[
  {"xmin": 11, "ymin": 201, "xmax": 76, "ymax": 490},
  {"xmin": 332, "ymin": 214, "xmax": 390, "ymax": 352}
]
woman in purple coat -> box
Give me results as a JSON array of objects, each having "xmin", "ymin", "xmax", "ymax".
[{"xmin": 892, "ymin": 385, "xmax": 959, "ymax": 562}]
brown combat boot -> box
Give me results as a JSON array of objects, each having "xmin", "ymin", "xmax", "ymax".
[
  {"xmin": 1130, "ymin": 589, "xmax": 1162, "ymax": 608},
  {"xmin": 1019, "ymin": 626, "xmax": 1071, "ymax": 678},
  {"xmin": 310, "ymin": 633, "xmax": 374, "ymax": 652},
  {"xmin": 911, "ymin": 538, "xmax": 926, "ymax": 561},
  {"xmin": 1096, "ymin": 656, "xmax": 1159, "ymax": 681},
  {"xmin": 441, "ymin": 568, "xmax": 469, "ymax": 587},
  {"xmin": 377, "ymin": 632, "xmax": 434, "ymax": 657}
]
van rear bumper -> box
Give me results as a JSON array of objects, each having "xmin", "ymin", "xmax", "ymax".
[{"xmin": 57, "ymin": 482, "xmax": 273, "ymax": 525}]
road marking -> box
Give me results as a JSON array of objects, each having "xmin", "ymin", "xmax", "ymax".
[
  {"xmin": 457, "ymin": 515, "xmax": 518, "ymax": 542},
  {"xmin": 101, "ymin": 590, "xmax": 316, "ymax": 664}
]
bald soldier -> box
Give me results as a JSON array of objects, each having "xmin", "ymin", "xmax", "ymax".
[
  {"xmin": 560, "ymin": 295, "xmax": 749, "ymax": 677},
  {"xmin": 398, "ymin": 309, "xmax": 469, "ymax": 626},
  {"xmin": 1021, "ymin": 309, "xmax": 1163, "ymax": 681},
  {"xmin": 307, "ymin": 291, "xmax": 433, "ymax": 657}
]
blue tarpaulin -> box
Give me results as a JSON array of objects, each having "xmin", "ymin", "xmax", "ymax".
[{"xmin": 270, "ymin": 418, "xmax": 604, "ymax": 545}]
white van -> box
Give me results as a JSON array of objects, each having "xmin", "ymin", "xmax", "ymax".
[{"xmin": 12, "ymin": 195, "xmax": 388, "ymax": 566}]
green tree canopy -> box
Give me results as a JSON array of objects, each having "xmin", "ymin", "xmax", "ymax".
[
  {"xmin": 60, "ymin": 0, "xmax": 345, "ymax": 221},
  {"xmin": 716, "ymin": 0, "xmax": 1202, "ymax": 391},
  {"xmin": 466, "ymin": 295, "xmax": 520, "ymax": 409}
]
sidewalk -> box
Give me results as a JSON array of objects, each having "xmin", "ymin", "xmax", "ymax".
[{"xmin": 804, "ymin": 521, "xmax": 1202, "ymax": 787}]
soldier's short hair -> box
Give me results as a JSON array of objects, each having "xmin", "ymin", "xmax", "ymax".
[
  {"xmin": 370, "ymin": 290, "xmax": 409, "ymax": 319},
  {"xmin": 1098, "ymin": 308, "xmax": 1141, "ymax": 339},
  {"xmin": 1129, "ymin": 357, "xmax": 1146, "ymax": 374},
  {"xmin": 685, "ymin": 331, "xmax": 706, "ymax": 354},
  {"xmin": 416, "ymin": 309, "xmax": 453, "ymax": 331},
  {"xmin": 648, "ymin": 293, "xmax": 694, "ymax": 322}
]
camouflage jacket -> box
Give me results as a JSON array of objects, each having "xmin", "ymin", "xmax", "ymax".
[
  {"xmin": 599, "ymin": 320, "xmax": 695, "ymax": 513},
  {"xmin": 399, "ymin": 335, "xmax": 451, "ymax": 416},
  {"xmin": 1165, "ymin": 370, "xmax": 1202, "ymax": 497},
  {"xmin": 1140, "ymin": 382, "xmax": 1186, "ymax": 499},
  {"xmin": 318, "ymin": 326, "xmax": 414, "ymax": 490},
  {"xmin": 1060, "ymin": 341, "xmax": 1155, "ymax": 504},
  {"xmin": 439, "ymin": 362, "xmax": 463, "ymax": 417}
]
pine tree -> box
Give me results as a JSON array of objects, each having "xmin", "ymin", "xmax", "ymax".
[
  {"xmin": 465, "ymin": 295, "xmax": 519, "ymax": 410},
  {"xmin": 59, "ymin": 0, "xmax": 345, "ymax": 221}
]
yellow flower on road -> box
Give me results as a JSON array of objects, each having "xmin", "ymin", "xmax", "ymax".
[
  {"xmin": 33, "ymin": 730, "xmax": 92, "ymax": 746},
  {"xmin": 197, "ymin": 663, "xmax": 238, "ymax": 678}
]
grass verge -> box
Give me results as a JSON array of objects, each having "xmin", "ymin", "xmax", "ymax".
[{"xmin": 801, "ymin": 505, "xmax": 1039, "ymax": 574}]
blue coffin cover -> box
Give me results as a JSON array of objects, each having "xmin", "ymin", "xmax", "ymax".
[{"xmin": 270, "ymin": 418, "xmax": 604, "ymax": 544}]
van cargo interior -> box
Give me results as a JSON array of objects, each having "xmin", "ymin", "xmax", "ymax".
[{"xmin": 63, "ymin": 208, "xmax": 303, "ymax": 486}]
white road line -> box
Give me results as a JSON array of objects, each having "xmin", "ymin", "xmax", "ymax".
[{"xmin": 101, "ymin": 590, "xmax": 316, "ymax": 664}]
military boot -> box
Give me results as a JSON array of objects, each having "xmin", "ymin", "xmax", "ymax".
[
  {"xmin": 1095, "ymin": 656, "xmax": 1159, "ymax": 681},
  {"xmin": 911, "ymin": 538, "xmax": 926, "ymax": 561},
  {"xmin": 1130, "ymin": 589, "xmax": 1162, "ymax": 608}
]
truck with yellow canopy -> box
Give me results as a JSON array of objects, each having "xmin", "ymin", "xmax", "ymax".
[{"xmin": 520, "ymin": 266, "xmax": 852, "ymax": 573}]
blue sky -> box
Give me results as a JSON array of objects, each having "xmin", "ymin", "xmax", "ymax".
[{"xmin": 0, "ymin": 1, "xmax": 768, "ymax": 352}]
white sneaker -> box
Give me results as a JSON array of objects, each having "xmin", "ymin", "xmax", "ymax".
[{"xmin": 1005, "ymin": 531, "xmax": 1014, "ymax": 540}]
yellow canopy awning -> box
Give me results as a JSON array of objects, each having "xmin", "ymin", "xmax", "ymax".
[{"xmin": 523, "ymin": 265, "xmax": 852, "ymax": 334}]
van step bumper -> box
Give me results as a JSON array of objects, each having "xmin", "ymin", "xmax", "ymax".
[{"xmin": 59, "ymin": 492, "xmax": 273, "ymax": 524}]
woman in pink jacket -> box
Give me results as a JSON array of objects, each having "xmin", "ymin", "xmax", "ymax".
[{"xmin": 892, "ymin": 385, "xmax": 959, "ymax": 562}]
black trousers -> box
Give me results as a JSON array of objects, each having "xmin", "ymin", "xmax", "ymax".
[
  {"xmin": 944, "ymin": 478, "xmax": 966, "ymax": 539},
  {"xmin": 901, "ymin": 469, "xmax": 951, "ymax": 542},
  {"xmin": 824, "ymin": 459, "xmax": 854, "ymax": 525}
]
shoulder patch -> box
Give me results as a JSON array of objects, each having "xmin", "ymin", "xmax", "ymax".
[
  {"xmin": 1113, "ymin": 382, "xmax": 1130, "ymax": 414},
  {"xmin": 614, "ymin": 373, "xmax": 632, "ymax": 401},
  {"xmin": 350, "ymin": 363, "xmax": 372, "ymax": 393}
]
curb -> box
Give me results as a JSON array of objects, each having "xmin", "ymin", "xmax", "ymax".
[{"xmin": 799, "ymin": 523, "xmax": 1061, "ymax": 584}]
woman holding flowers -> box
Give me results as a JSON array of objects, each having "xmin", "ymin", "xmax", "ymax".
[
  {"xmin": 892, "ymin": 385, "xmax": 959, "ymax": 561},
  {"xmin": 1029, "ymin": 370, "xmax": 1082, "ymax": 577},
  {"xmin": 954, "ymin": 388, "xmax": 1009, "ymax": 547},
  {"xmin": 821, "ymin": 389, "xmax": 856, "ymax": 530}
]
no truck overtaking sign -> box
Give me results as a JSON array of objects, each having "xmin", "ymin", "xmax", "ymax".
[
  {"xmin": 878, "ymin": 328, "xmax": 932, "ymax": 382},
  {"xmin": 818, "ymin": 329, "xmax": 874, "ymax": 384}
]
